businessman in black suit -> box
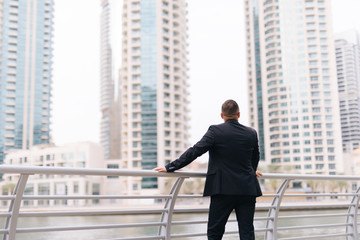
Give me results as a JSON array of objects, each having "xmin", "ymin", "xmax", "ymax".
[{"xmin": 154, "ymin": 99, "xmax": 262, "ymax": 240}]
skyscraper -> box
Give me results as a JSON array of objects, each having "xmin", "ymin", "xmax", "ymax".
[
  {"xmin": 245, "ymin": 0, "xmax": 343, "ymax": 175},
  {"xmin": 335, "ymin": 30, "xmax": 360, "ymax": 153},
  {"xmin": 0, "ymin": 0, "xmax": 53, "ymax": 163},
  {"xmin": 119, "ymin": 0, "xmax": 189, "ymax": 191},
  {"xmin": 100, "ymin": 0, "xmax": 120, "ymax": 160}
]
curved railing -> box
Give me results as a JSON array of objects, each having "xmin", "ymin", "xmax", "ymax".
[{"xmin": 0, "ymin": 165, "xmax": 360, "ymax": 239}]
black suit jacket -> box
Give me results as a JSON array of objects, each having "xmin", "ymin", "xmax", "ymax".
[{"xmin": 165, "ymin": 119, "xmax": 262, "ymax": 197}]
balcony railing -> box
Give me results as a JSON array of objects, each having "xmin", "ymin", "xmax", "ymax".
[{"xmin": 0, "ymin": 165, "xmax": 360, "ymax": 239}]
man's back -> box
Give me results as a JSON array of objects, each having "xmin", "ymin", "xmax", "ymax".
[{"xmin": 204, "ymin": 119, "xmax": 262, "ymax": 197}]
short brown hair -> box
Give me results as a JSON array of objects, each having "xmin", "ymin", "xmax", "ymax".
[{"xmin": 221, "ymin": 99, "xmax": 239, "ymax": 117}]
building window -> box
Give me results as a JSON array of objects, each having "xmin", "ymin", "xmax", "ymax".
[
  {"xmin": 271, "ymin": 150, "xmax": 281, "ymax": 155},
  {"xmin": 316, "ymin": 164, "xmax": 324, "ymax": 170},
  {"xmin": 72, "ymin": 182, "xmax": 78, "ymax": 194},
  {"xmin": 313, "ymin": 115, "xmax": 321, "ymax": 121},
  {"xmin": 326, "ymin": 131, "xmax": 333, "ymax": 137},
  {"xmin": 315, "ymin": 148, "xmax": 323, "ymax": 153},
  {"xmin": 314, "ymin": 131, "xmax": 322, "ymax": 137},
  {"xmin": 165, "ymin": 150, "xmax": 171, "ymax": 156},
  {"xmin": 271, "ymin": 158, "xmax": 280, "ymax": 163},
  {"xmin": 328, "ymin": 148, "xmax": 334, "ymax": 153}
]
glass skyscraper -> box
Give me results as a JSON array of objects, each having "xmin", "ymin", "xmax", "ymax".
[
  {"xmin": 245, "ymin": 0, "xmax": 343, "ymax": 175},
  {"xmin": 0, "ymin": 0, "xmax": 53, "ymax": 163}
]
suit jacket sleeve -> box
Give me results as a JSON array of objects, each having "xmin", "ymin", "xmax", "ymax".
[
  {"xmin": 252, "ymin": 130, "xmax": 260, "ymax": 171},
  {"xmin": 165, "ymin": 126, "xmax": 215, "ymax": 172}
]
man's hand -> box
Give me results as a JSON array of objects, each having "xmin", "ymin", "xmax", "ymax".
[
  {"xmin": 256, "ymin": 170, "xmax": 263, "ymax": 178},
  {"xmin": 153, "ymin": 167, "xmax": 167, "ymax": 172}
]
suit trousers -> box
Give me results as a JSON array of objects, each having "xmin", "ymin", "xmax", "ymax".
[{"xmin": 207, "ymin": 195, "xmax": 256, "ymax": 240}]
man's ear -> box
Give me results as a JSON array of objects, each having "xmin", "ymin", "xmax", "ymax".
[
  {"xmin": 238, "ymin": 112, "xmax": 240, "ymax": 118},
  {"xmin": 221, "ymin": 113, "xmax": 224, "ymax": 119}
]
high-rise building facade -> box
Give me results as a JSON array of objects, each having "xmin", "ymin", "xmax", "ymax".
[
  {"xmin": 0, "ymin": 0, "xmax": 53, "ymax": 163},
  {"xmin": 100, "ymin": 0, "xmax": 120, "ymax": 160},
  {"xmin": 119, "ymin": 0, "xmax": 189, "ymax": 191},
  {"xmin": 245, "ymin": 0, "xmax": 343, "ymax": 175},
  {"xmin": 335, "ymin": 30, "xmax": 360, "ymax": 153}
]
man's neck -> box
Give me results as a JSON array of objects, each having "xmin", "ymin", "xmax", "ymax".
[{"xmin": 224, "ymin": 118, "xmax": 238, "ymax": 123}]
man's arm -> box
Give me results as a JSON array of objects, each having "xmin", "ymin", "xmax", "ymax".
[
  {"xmin": 251, "ymin": 129, "xmax": 260, "ymax": 171},
  {"xmin": 251, "ymin": 130, "xmax": 263, "ymax": 177},
  {"xmin": 154, "ymin": 126, "xmax": 215, "ymax": 172}
]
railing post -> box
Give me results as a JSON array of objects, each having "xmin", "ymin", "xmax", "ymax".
[
  {"xmin": 3, "ymin": 174, "xmax": 29, "ymax": 240},
  {"xmin": 346, "ymin": 186, "xmax": 360, "ymax": 240},
  {"xmin": 158, "ymin": 177, "xmax": 186, "ymax": 240},
  {"xmin": 265, "ymin": 179, "xmax": 291, "ymax": 240}
]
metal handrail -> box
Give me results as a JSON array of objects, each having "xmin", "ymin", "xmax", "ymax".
[
  {"xmin": 266, "ymin": 179, "xmax": 291, "ymax": 239},
  {"xmin": 0, "ymin": 165, "xmax": 360, "ymax": 239},
  {"xmin": 15, "ymin": 222, "xmax": 166, "ymax": 233},
  {"xmin": 277, "ymin": 223, "xmax": 351, "ymax": 231},
  {"xmin": 18, "ymin": 209, "xmax": 167, "ymax": 217},
  {"xmin": 20, "ymin": 195, "xmax": 172, "ymax": 200},
  {"xmin": 278, "ymin": 233, "xmax": 352, "ymax": 240},
  {"xmin": 2, "ymin": 165, "xmax": 360, "ymax": 180},
  {"xmin": 278, "ymin": 213, "xmax": 352, "ymax": 219}
]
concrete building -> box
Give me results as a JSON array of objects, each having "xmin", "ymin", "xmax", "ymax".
[
  {"xmin": 335, "ymin": 30, "xmax": 360, "ymax": 153},
  {"xmin": 116, "ymin": 0, "xmax": 190, "ymax": 193},
  {"xmin": 1, "ymin": 142, "xmax": 104, "ymax": 207},
  {"xmin": 244, "ymin": 0, "xmax": 343, "ymax": 175},
  {"xmin": 0, "ymin": 0, "xmax": 54, "ymax": 163}
]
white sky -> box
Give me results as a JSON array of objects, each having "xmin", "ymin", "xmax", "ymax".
[{"xmin": 52, "ymin": 0, "xmax": 360, "ymax": 148}]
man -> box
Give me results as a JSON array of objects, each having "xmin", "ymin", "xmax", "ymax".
[{"xmin": 154, "ymin": 99, "xmax": 262, "ymax": 240}]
